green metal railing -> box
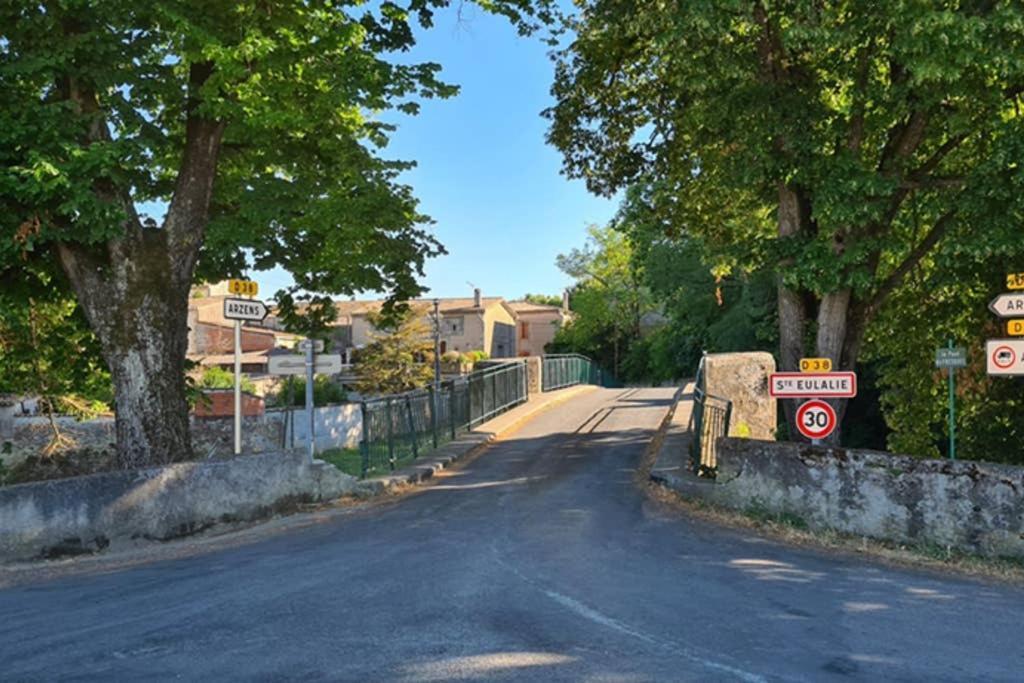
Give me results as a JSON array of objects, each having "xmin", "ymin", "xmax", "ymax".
[
  {"xmin": 688, "ymin": 355, "xmax": 732, "ymax": 477},
  {"xmin": 359, "ymin": 361, "xmax": 528, "ymax": 478},
  {"xmin": 541, "ymin": 353, "xmax": 618, "ymax": 391}
]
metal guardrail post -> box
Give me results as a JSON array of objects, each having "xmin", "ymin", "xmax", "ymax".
[
  {"xmin": 429, "ymin": 385, "xmax": 438, "ymax": 450},
  {"xmin": 449, "ymin": 383, "xmax": 457, "ymax": 439},
  {"xmin": 359, "ymin": 401, "xmax": 369, "ymax": 478},
  {"xmin": 405, "ymin": 395, "xmax": 418, "ymax": 459},
  {"xmin": 386, "ymin": 398, "xmax": 395, "ymax": 470}
]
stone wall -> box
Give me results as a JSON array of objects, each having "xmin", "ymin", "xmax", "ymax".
[
  {"xmin": 703, "ymin": 352, "xmax": 776, "ymax": 440},
  {"xmin": 0, "ymin": 450, "xmax": 358, "ymax": 561},
  {"xmin": 4, "ymin": 404, "xmax": 363, "ymax": 469},
  {"xmin": 702, "ymin": 438, "xmax": 1024, "ymax": 558}
]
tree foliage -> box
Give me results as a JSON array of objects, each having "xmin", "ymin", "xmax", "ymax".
[
  {"xmin": 0, "ymin": 266, "xmax": 112, "ymax": 454},
  {"xmin": 551, "ymin": 223, "xmax": 658, "ymax": 380},
  {"xmin": 548, "ymin": 1, "xmax": 1024, "ymax": 442},
  {"xmin": 355, "ymin": 309, "xmax": 434, "ymax": 396},
  {"xmin": 0, "ymin": 0, "xmax": 558, "ymax": 466}
]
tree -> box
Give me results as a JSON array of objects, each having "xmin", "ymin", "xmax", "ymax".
[
  {"xmin": 1, "ymin": 1, "xmax": 556, "ymax": 467},
  {"xmin": 355, "ymin": 309, "xmax": 434, "ymax": 396},
  {"xmin": 0, "ymin": 266, "xmax": 112, "ymax": 454},
  {"xmin": 522, "ymin": 293, "xmax": 562, "ymax": 307},
  {"xmin": 548, "ymin": 2, "xmax": 1024, "ymax": 442},
  {"xmin": 552, "ymin": 224, "xmax": 655, "ymax": 379}
]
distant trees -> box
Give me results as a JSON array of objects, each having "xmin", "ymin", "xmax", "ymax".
[
  {"xmin": 522, "ymin": 293, "xmax": 562, "ymax": 307},
  {"xmin": 0, "ymin": 270, "xmax": 111, "ymax": 454},
  {"xmin": 551, "ymin": 224, "xmax": 657, "ymax": 379}
]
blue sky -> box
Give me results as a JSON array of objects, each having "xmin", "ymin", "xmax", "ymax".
[{"xmin": 259, "ymin": 5, "xmax": 618, "ymax": 301}]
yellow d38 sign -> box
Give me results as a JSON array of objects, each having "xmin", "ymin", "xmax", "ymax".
[
  {"xmin": 228, "ymin": 279, "xmax": 258, "ymax": 297},
  {"xmin": 1009, "ymin": 320, "xmax": 1024, "ymax": 336},
  {"xmin": 799, "ymin": 357, "xmax": 833, "ymax": 373},
  {"xmin": 1008, "ymin": 273, "xmax": 1024, "ymax": 290}
]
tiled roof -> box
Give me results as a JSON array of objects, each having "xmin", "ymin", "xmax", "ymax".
[{"xmin": 507, "ymin": 301, "xmax": 564, "ymax": 313}]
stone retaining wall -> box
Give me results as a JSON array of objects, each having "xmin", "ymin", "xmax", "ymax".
[
  {"xmin": 702, "ymin": 438, "xmax": 1024, "ymax": 558},
  {"xmin": 5, "ymin": 404, "xmax": 363, "ymax": 467},
  {"xmin": 0, "ymin": 451, "xmax": 357, "ymax": 562}
]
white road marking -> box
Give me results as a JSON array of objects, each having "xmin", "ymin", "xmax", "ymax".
[{"xmin": 492, "ymin": 547, "xmax": 766, "ymax": 683}]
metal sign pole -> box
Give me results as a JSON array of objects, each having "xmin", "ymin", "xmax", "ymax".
[
  {"xmin": 306, "ymin": 340, "xmax": 315, "ymax": 463},
  {"xmin": 947, "ymin": 338, "xmax": 957, "ymax": 460},
  {"xmin": 233, "ymin": 319, "xmax": 242, "ymax": 455}
]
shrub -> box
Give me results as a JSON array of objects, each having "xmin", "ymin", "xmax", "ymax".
[{"xmin": 199, "ymin": 366, "xmax": 256, "ymax": 394}]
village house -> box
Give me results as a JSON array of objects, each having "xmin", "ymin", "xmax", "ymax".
[
  {"xmin": 337, "ymin": 289, "xmax": 520, "ymax": 360},
  {"xmin": 507, "ymin": 293, "xmax": 571, "ymax": 357},
  {"xmin": 187, "ymin": 282, "xmax": 298, "ymax": 372}
]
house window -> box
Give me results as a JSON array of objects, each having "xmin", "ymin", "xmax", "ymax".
[
  {"xmin": 440, "ymin": 341, "xmax": 447, "ymax": 354},
  {"xmin": 444, "ymin": 316, "xmax": 464, "ymax": 335},
  {"xmin": 519, "ymin": 322, "xmax": 530, "ymax": 340}
]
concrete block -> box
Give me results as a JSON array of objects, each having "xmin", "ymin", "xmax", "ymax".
[{"xmin": 703, "ymin": 352, "xmax": 776, "ymax": 440}]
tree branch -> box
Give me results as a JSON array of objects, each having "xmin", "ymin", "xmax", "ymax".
[
  {"xmin": 878, "ymin": 109, "xmax": 930, "ymax": 173},
  {"xmin": 164, "ymin": 61, "xmax": 226, "ymax": 285},
  {"xmin": 862, "ymin": 208, "xmax": 957, "ymax": 323}
]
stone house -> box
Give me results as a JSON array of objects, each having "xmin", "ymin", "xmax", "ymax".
[
  {"xmin": 343, "ymin": 290, "xmax": 520, "ymax": 359},
  {"xmin": 187, "ymin": 284, "xmax": 298, "ymax": 372},
  {"xmin": 507, "ymin": 297, "xmax": 570, "ymax": 357}
]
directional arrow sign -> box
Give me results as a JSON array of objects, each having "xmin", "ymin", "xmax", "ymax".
[
  {"xmin": 988, "ymin": 293, "xmax": 1024, "ymax": 318},
  {"xmin": 268, "ymin": 354, "xmax": 343, "ymax": 376},
  {"xmin": 298, "ymin": 339, "xmax": 325, "ymax": 353},
  {"xmin": 223, "ymin": 298, "xmax": 269, "ymax": 322}
]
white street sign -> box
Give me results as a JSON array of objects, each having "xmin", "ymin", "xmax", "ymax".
[
  {"xmin": 988, "ymin": 293, "xmax": 1024, "ymax": 319},
  {"xmin": 986, "ymin": 339, "xmax": 1024, "ymax": 376},
  {"xmin": 268, "ymin": 354, "xmax": 343, "ymax": 376},
  {"xmin": 224, "ymin": 298, "xmax": 269, "ymax": 322},
  {"xmin": 769, "ymin": 372, "xmax": 857, "ymax": 398},
  {"xmin": 298, "ymin": 339, "xmax": 325, "ymax": 353}
]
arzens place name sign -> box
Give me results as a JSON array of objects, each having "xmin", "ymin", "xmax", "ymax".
[{"xmin": 769, "ymin": 372, "xmax": 858, "ymax": 399}]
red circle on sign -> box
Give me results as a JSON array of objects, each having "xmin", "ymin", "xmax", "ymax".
[
  {"xmin": 993, "ymin": 345, "xmax": 1016, "ymax": 369},
  {"xmin": 796, "ymin": 399, "xmax": 837, "ymax": 441}
]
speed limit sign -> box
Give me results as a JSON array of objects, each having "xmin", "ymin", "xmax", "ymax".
[{"xmin": 796, "ymin": 399, "xmax": 837, "ymax": 441}]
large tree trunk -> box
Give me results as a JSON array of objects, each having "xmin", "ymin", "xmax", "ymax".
[
  {"xmin": 53, "ymin": 65, "xmax": 223, "ymax": 469},
  {"xmin": 776, "ymin": 184, "xmax": 811, "ymax": 438},
  {"xmin": 59, "ymin": 232, "xmax": 196, "ymax": 468}
]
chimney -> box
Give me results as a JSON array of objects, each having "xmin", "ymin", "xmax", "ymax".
[
  {"xmin": 562, "ymin": 289, "xmax": 570, "ymax": 313},
  {"xmin": 473, "ymin": 288, "xmax": 482, "ymax": 308}
]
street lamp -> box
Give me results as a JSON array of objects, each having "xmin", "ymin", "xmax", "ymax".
[{"xmin": 432, "ymin": 298, "xmax": 442, "ymax": 391}]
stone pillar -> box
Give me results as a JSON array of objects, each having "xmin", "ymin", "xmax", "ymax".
[
  {"xmin": 0, "ymin": 397, "xmax": 15, "ymax": 455},
  {"xmin": 704, "ymin": 352, "xmax": 776, "ymax": 440},
  {"xmin": 525, "ymin": 356, "xmax": 542, "ymax": 395}
]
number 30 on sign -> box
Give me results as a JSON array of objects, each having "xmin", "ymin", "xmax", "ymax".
[{"xmin": 796, "ymin": 399, "xmax": 837, "ymax": 441}]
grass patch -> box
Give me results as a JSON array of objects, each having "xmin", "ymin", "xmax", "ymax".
[
  {"xmin": 318, "ymin": 448, "xmax": 364, "ymax": 478},
  {"xmin": 646, "ymin": 479, "xmax": 1024, "ymax": 584}
]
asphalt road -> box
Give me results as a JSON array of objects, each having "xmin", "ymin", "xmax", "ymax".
[{"xmin": 3, "ymin": 387, "xmax": 1024, "ymax": 682}]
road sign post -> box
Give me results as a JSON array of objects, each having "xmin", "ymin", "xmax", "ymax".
[
  {"xmin": 935, "ymin": 341, "xmax": 966, "ymax": 460},
  {"xmin": 222, "ymin": 290, "xmax": 266, "ymax": 457},
  {"xmin": 306, "ymin": 340, "xmax": 315, "ymax": 463},
  {"xmin": 234, "ymin": 320, "xmax": 242, "ymax": 455}
]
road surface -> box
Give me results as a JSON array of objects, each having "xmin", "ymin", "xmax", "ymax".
[{"xmin": 3, "ymin": 388, "xmax": 1024, "ymax": 681}]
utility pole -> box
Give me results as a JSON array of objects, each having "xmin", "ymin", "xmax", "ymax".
[
  {"xmin": 947, "ymin": 338, "xmax": 957, "ymax": 461},
  {"xmin": 433, "ymin": 298, "xmax": 442, "ymax": 387}
]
